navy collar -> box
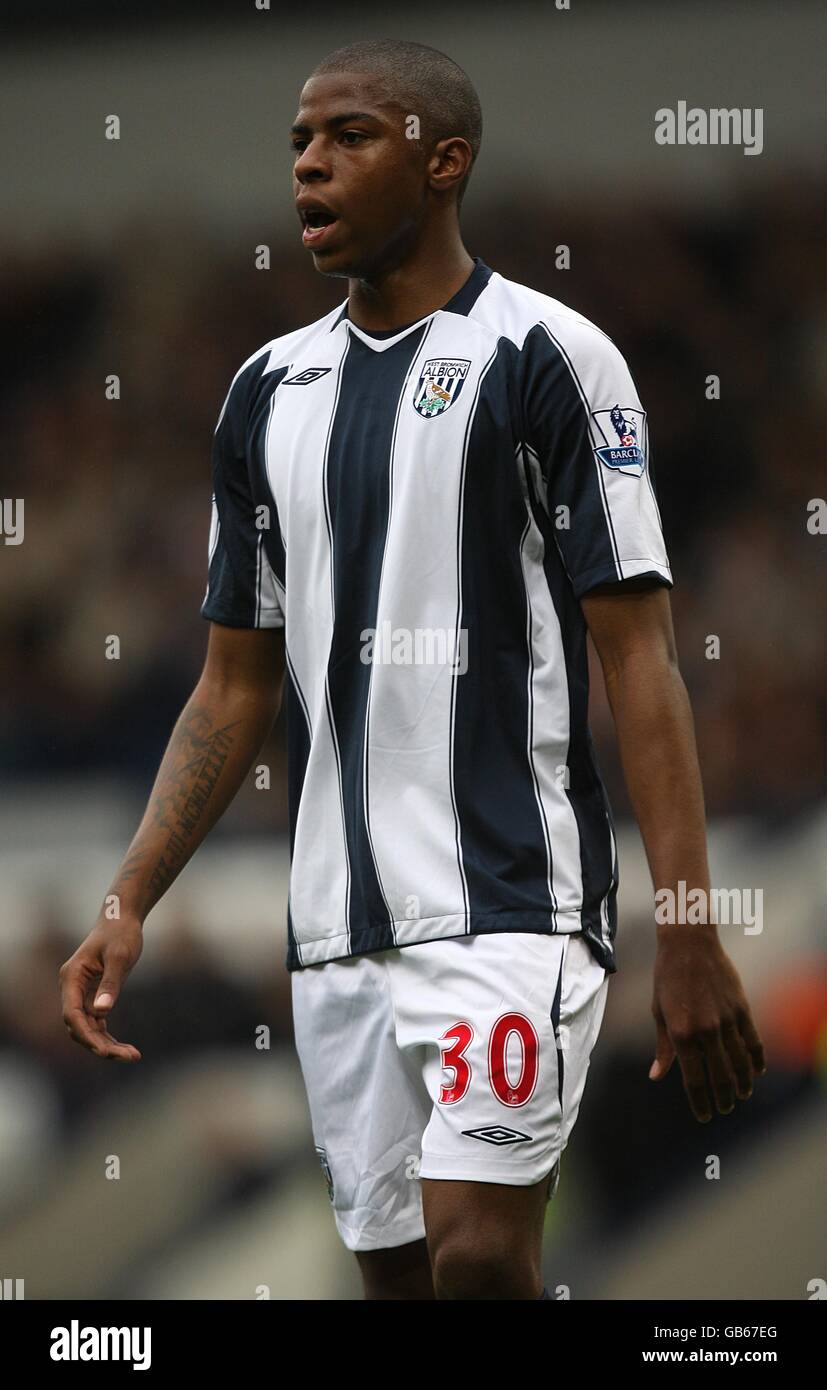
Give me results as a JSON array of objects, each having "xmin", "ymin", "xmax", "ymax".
[
  {"xmin": 441, "ymin": 255, "xmax": 493, "ymax": 318},
  {"xmin": 330, "ymin": 256, "xmax": 493, "ymax": 334}
]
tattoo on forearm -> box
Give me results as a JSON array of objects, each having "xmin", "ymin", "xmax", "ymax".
[
  {"xmin": 117, "ymin": 847, "xmax": 149, "ymax": 883},
  {"xmin": 144, "ymin": 711, "xmax": 241, "ymax": 900},
  {"xmin": 108, "ymin": 709, "xmax": 243, "ymax": 913}
]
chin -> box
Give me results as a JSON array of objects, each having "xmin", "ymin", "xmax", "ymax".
[
  {"xmin": 311, "ymin": 249, "xmax": 365, "ymax": 279},
  {"xmin": 311, "ymin": 256, "xmax": 353, "ymax": 279},
  {"xmin": 311, "ymin": 238, "xmax": 385, "ymax": 280}
]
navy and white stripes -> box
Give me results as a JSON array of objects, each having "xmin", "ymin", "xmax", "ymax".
[{"xmin": 202, "ymin": 257, "xmax": 672, "ymax": 973}]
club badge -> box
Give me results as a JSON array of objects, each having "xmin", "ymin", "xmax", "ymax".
[{"xmin": 413, "ymin": 357, "xmax": 471, "ymax": 418}]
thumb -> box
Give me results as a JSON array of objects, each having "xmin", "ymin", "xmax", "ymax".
[
  {"xmin": 649, "ymin": 1015, "xmax": 675, "ymax": 1080},
  {"xmin": 93, "ymin": 958, "xmax": 126, "ymax": 1013}
]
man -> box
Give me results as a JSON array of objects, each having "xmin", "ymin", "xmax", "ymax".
[{"xmin": 60, "ymin": 39, "xmax": 766, "ymax": 1301}]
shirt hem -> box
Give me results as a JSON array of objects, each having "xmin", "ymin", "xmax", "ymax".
[{"xmin": 287, "ymin": 910, "xmax": 617, "ymax": 976}]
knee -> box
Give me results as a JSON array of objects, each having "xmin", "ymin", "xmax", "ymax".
[{"xmin": 430, "ymin": 1231, "xmax": 540, "ymax": 1300}]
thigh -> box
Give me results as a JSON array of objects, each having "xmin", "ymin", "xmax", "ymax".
[
  {"xmin": 355, "ymin": 1238, "xmax": 435, "ymax": 1300},
  {"xmin": 421, "ymin": 1171, "xmax": 550, "ymax": 1254},
  {"xmin": 291, "ymin": 953, "xmax": 432, "ymax": 1253},
  {"xmin": 420, "ymin": 1170, "xmax": 554, "ymax": 1299},
  {"xmin": 390, "ymin": 931, "xmax": 608, "ymax": 1193}
]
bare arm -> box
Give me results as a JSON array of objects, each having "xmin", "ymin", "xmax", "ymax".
[
  {"xmin": 581, "ymin": 582, "xmax": 766, "ymax": 1122},
  {"xmin": 59, "ymin": 622, "xmax": 285, "ymax": 1061}
]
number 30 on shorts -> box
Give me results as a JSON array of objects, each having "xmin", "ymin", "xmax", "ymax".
[{"xmin": 438, "ymin": 1013, "xmax": 540, "ymax": 1107}]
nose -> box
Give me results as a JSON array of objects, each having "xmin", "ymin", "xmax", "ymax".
[{"xmin": 293, "ymin": 137, "xmax": 329, "ymax": 185}]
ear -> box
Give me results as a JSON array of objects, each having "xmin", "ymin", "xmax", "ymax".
[{"xmin": 428, "ymin": 135, "xmax": 473, "ymax": 197}]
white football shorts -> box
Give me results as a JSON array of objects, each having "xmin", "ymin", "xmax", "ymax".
[{"xmin": 291, "ymin": 930, "xmax": 609, "ymax": 1252}]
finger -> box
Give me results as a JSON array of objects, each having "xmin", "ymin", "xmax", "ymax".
[
  {"xmin": 737, "ymin": 1008, "xmax": 767, "ymax": 1075},
  {"xmin": 674, "ymin": 1039, "xmax": 713, "ymax": 1122},
  {"xmin": 63, "ymin": 1007, "xmax": 110, "ymax": 1056},
  {"xmin": 89, "ymin": 1015, "xmax": 142, "ymax": 1062},
  {"xmin": 61, "ymin": 973, "xmax": 109, "ymax": 1055},
  {"xmin": 91, "ymin": 955, "xmax": 129, "ymax": 1014},
  {"xmin": 98, "ymin": 1040, "xmax": 142, "ymax": 1062},
  {"xmin": 722, "ymin": 1018, "xmax": 754, "ymax": 1099},
  {"xmin": 701, "ymin": 1032, "xmax": 736, "ymax": 1115},
  {"xmin": 61, "ymin": 976, "xmax": 139, "ymax": 1060},
  {"xmin": 649, "ymin": 1014, "xmax": 676, "ymax": 1080}
]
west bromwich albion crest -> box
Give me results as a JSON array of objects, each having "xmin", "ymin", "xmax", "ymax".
[
  {"xmin": 413, "ymin": 357, "xmax": 471, "ymax": 418},
  {"xmin": 592, "ymin": 403, "xmax": 646, "ymax": 475}
]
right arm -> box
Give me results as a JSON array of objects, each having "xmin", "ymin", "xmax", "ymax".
[{"xmin": 59, "ymin": 621, "xmax": 285, "ymax": 1061}]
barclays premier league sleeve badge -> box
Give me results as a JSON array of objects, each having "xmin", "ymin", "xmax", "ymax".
[{"xmin": 592, "ymin": 404, "xmax": 647, "ymax": 475}]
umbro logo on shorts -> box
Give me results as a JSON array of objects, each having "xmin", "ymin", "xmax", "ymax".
[
  {"xmin": 282, "ymin": 367, "xmax": 332, "ymax": 385},
  {"xmin": 462, "ymin": 1126, "xmax": 533, "ymax": 1146}
]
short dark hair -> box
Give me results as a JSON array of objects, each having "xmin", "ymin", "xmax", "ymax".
[{"xmin": 311, "ymin": 39, "xmax": 482, "ymax": 208}]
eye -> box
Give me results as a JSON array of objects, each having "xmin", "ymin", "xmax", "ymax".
[
  {"xmin": 340, "ymin": 130, "xmax": 367, "ymax": 145},
  {"xmin": 291, "ymin": 138, "xmax": 308, "ymax": 154}
]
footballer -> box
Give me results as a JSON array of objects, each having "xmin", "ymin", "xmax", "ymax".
[{"xmin": 60, "ymin": 39, "xmax": 766, "ymax": 1300}]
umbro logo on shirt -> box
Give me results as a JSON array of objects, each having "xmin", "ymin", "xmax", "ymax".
[
  {"xmin": 462, "ymin": 1126, "xmax": 534, "ymax": 1146},
  {"xmin": 282, "ymin": 367, "xmax": 333, "ymax": 385}
]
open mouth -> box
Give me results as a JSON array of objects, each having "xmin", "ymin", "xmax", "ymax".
[{"xmin": 301, "ymin": 208, "xmax": 340, "ymax": 246}]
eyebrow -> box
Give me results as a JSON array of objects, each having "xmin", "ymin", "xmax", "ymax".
[{"xmin": 290, "ymin": 111, "xmax": 383, "ymax": 136}]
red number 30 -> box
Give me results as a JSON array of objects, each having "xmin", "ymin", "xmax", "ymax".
[{"xmin": 438, "ymin": 1013, "xmax": 539, "ymax": 1107}]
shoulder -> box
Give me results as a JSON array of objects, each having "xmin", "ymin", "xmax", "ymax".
[
  {"xmin": 471, "ymin": 269, "xmax": 634, "ymax": 389},
  {"xmin": 216, "ymin": 298, "xmax": 347, "ymax": 431}
]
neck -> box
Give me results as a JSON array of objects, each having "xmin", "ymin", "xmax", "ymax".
[{"xmin": 347, "ymin": 234, "xmax": 475, "ymax": 332}]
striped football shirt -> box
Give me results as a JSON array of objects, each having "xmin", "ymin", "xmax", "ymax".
[{"xmin": 202, "ymin": 256, "xmax": 672, "ymax": 971}]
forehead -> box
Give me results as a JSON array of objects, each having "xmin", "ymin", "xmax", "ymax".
[{"xmin": 295, "ymin": 70, "xmax": 400, "ymax": 124}]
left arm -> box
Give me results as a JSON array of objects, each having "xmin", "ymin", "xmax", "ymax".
[{"xmin": 581, "ymin": 581, "xmax": 767, "ymax": 1122}]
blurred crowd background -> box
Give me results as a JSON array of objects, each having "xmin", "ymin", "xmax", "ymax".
[
  {"xmin": 0, "ymin": 0, "xmax": 825, "ymax": 1299},
  {"xmin": 3, "ymin": 182, "xmax": 826, "ymax": 815}
]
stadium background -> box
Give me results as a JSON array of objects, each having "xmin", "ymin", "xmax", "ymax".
[{"xmin": 0, "ymin": 0, "xmax": 825, "ymax": 1299}]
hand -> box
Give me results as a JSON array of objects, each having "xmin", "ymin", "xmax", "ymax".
[
  {"xmin": 59, "ymin": 916, "xmax": 144, "ymax": 1061},
  {"xmin": 650, "ymin": 926, "xmax": 766, "ymax": 1122}
]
